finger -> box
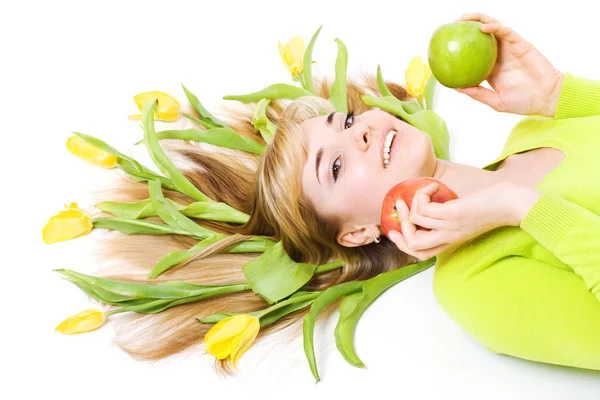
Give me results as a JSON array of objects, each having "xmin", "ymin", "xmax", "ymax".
[
  {"xmin": 408, "ymin": 211, "xmax": 447, "ymax": 231},
  {"xmin": 480, "ymin": 23, "xmax": 524, "ymax": 44},
  {"xmin": 455, "ymin": 86, "xmax": 506, "ymax": 112},
  {"xmin": 410, "ymin": 228, "xmax": 451, "ymax": 250},
  {"xmin": 461, "ymin": 12, "xmax": 500, "ymax": 25},
  {"xmin": 410, "ymin": 182, "xmax": 446, "ymax": 229},
  {"xmin": 416, "ymin": 242, "xmax": 453, "ymax": 261},
  {"xmin": 396, "ymin": 199, "xmax": 417, "ymax": 245},
  {"xmin": 398, "ymin": 200, "xmax": 448, "ymax": 251},
  {"xmin": 419, "ymin": 200, "xmax": 457, "ymax": 220},
  {"xmin": 388, "ymin": 230, "xmax": 414, "ymax": 256},
  {"xmin": 388, "ymin": 230, "xmax": 450, "ymax": 260}
]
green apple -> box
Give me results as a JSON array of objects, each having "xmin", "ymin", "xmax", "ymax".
[{"xmin": 428, "ymin": 21, "xmax": 498, "ymax": 88}]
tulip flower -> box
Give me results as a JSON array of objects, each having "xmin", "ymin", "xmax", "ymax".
[
  {"xmin": 405, "ymin": 56, "xmax": 432, "ymax": 101},
  {"xmin": 204, "ymin": 314, "xmax": 260, "ymax": 368},
  {"xmin": 55, "ymin": 308, "xmax": 105, "ymax": 334},
  {"xmin": 66, "ymin": 135, "xmax": 117, "ymax": 168},
  {"xmin": 278, "ymin": 36, "xmax": 305, "ymax": 77},
  {"xmin": 128, "ymin": 91, "xmax": 181, "ymax": 122},
  {"xmin": 42, "ymin": 202, "xmax": 93, "ymax": 244}
]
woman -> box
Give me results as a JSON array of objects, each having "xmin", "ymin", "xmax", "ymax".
[{"xmin": 61, "ymin": 13, "xmax": 600, "ymax": 373}]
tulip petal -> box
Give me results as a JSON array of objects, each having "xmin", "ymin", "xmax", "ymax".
[
  {"xmin": 66, "ymin": 135, "xmax": 118, "ymax": 168},
  {"xmin": 42, "ymin": 203, "xmax": 93, "ymax": 244},
  {"xmin": 132, "ymin": 91, "xmax": 181, "ymax": 122},
  {"xmin": 204, "ymin": 315, "xmax": 260, "ymax": 362},
  {"xmin": 278, "ymin": 42, "xmax": 291, "ymax": 73},
  {"xmin": 127, "ymin": 114, "xmax": 142, "ymax": 120},
  {"xmin": 279, "ymin": 36, "xmax": 305, "ymax": 75},
  {"xmin": 405, "ymin": 56, "xmax": 429, "ymax": 98},
  {"xmin": 55, "ymin": 308, "xmax": 105, "ymax": 334},
  {"xmin": 230, "ymin": 317, "xmax": 260, "ymax": 369}
]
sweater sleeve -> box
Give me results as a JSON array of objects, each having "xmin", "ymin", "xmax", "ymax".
[
  {"xmin": 519, "ymin": 192, "xmax": 600, "ymax": 303},
  {"xmin": 432, "ymin": 192, "xmax": 600, "ymax": 370},
  {"xmin": 554, "ymin": 73, "xmax": 600, "ymax": 119}
]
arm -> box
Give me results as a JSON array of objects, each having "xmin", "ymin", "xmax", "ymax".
[
  {"xmin": 510, "ymin": 185, "xmax": 600, "ymax": 303},
  {"xmin": 433, "ymin": 183, "xmax": 600, "ymax": 371},
  {"xmin": 553, "ymin": 73, "xmax": 600, "ymax": 119},
  {"xmin": 434, "ymin": 249, "xmax": 600, "ymax": 371}
]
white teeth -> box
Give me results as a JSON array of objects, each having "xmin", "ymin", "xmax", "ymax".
[{"xmin": 383, "ymin": 130, "xmax": 397, "ymax": 168}]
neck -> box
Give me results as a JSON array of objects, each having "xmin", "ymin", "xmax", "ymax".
[{"xmin": 432, "ymin": 159, "xmax": 506, "ymax": 197}]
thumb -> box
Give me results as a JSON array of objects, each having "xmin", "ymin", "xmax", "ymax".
[{"xmin": 456, "ymin": 86, "xmax": 505, "ymax": 112}]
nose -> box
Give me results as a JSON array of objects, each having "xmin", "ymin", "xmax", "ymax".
[{"xmin": 354, "ymin": 123, "xmax": 370, "ymax": 151}]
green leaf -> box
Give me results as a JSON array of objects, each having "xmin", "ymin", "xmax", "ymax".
[
  {"xmin": 251, "ymin": 99, "xmax": 276, "ymax": 144},
  {"xmin": 302, "ymin": 25, "xmax": 323, "ymax": 93},
  {"xmin": 144, "ymin": 127, "xmax": 265, "ymax": 155},
  {"xmin": 147, "ymin": 234, "xmax": 225, "ymax": 279},
  {"xmin": 402, "ymin": 99, "xmax": 424, "ymax": 114},
  {"xmin": 123, "ymin": 283, "xmax": 250, "ymax": 314},
  {"xmin": 242, "ymin": 241, "xmax": 316, "ymax": 305},
  {"xmin": 91, "ymin": 216, "xmax": 192, "ymax": 236},
  {"xmin": 181, "ymin": 84, "xmax": 227, "ymax": 128},
  {"xmin": 142, "ymin": 99, "xmax": 213, "ymax": 202},
  {"xmin": 198, "ymin": 291, "xmax": 319, "ymax": 326},
  {"xmin": 303, "ymin": 281, "xmax": 364, "ymax": 382},
  {"xmin": 95, "ymin": 198, "xmax": 155, "ymax": 219},
  {"xmin": 334, "ymin": 258, "xmax": 436, "ymax": 368},
  {"xmin": 361, "ymin": 95, "xmax": 450, "ymax": 160},
  {"xmin": 57, "ymin": 269, "xmax": 252, "ymax": 315},
  {"xmin": 148, "ymin": 179, "xmax": 216, "ymax": 239},
  {"xmin": 328, "ymin": 38, "xmax": 348, "ymax": 113},
  {"xmin": 180, "ymin": 111, "xmax": 214, "ymax": 129},
  {"xmin": 259, "ymin": 291, "xmax": 319, "ymax": 326},
  {"xmin": 424, "ymin": 74, "xmax": 437, "ymax": 111},
  {"xmin": 148, "ymin": 235, "xmax": 275, "ymax": 279},
  {"xmin": 72, "ymin": 132, "xmax": 176, "ymax": 191},
  {"xmin": 376, "ymin": 65, "xmax": 393, "ymax": 97},
  {"xmin": 56, "ymin": 269, "xmax": 205, "ymax": 299},
  {"xmin": 333, "ymin": 292, "xmax": 364, "ymax": 367},
  {"xmin": 223, "ymin": 83, "xmax": 313, "ymax": 103},
  {"xmin": 96, "ymin": 197, "xmax": 249, "ymax": 224}
]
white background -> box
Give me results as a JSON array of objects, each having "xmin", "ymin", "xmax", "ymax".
[{"xmin": 2, "ymin": 0, "xmax": 600, "ymax": 399}]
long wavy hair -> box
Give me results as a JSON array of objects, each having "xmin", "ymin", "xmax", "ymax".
[{"xmin": 90, "ymin": 74, "xmax": 419, "ymax": 374}]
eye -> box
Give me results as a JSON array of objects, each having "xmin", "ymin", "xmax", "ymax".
[
  {"xmin": 344, "ymin": 111, "xmax": 355, "ymax": 129},
  {"xmin": 331, "ymin": 156, "xmax": 342, "ymax": 182}
]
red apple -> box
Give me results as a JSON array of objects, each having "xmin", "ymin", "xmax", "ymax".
[{"xmin": 380, "ymin": 177, "xmax": 459, "ymax": 239}]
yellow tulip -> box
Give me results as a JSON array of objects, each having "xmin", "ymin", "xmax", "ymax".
[
  {"xmin": 278, "ymin": 36, "xmax": 305, "ymax": 76},
  {"xmin": 66, "ymin": 135, "xmax": 118, "ymax": 168},
  {"xmin": 128, "ymin": 91, "xmax": 181, "ymax": 122},
  {"xmin": 405, "ymin": 56, "xmax": 432, "ymax": 99},
  {"xmin": 42, "ymin": 202, "xmax": 93, "ymax": 244},
  {"xmin": 204, "ymin": 314, "xmax": 260, "ymax": 369},
  {"xmin": 56, "ymin": 308, "xmax": 105, "ymax": 334}
]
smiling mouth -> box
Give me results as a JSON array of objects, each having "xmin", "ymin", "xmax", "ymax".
[{"xmin": 382, "ymin": 130, "xmax": 397, "ymax": 168}]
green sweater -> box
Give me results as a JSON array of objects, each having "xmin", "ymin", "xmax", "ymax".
[{"xmin": 433, "ymin": 73, "xmax": 600, "ymax": 371}]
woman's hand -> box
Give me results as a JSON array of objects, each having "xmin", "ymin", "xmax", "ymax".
[
  {"xmin": 387, "ymin": 181, "xmax": 518, "ymax": 261},
  {"xmin": 456, "ymin": 13, "xmax": 564, "ymax": 118}
]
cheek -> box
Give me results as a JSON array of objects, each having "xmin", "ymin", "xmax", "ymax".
[{"xmin": 336, "ymin": 164, "xmax": 384, "ymax": 215}]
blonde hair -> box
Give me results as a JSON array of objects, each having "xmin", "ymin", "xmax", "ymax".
[{"xmin": 90, "ymin": 74, "xmax": 419, "ymax": 375}]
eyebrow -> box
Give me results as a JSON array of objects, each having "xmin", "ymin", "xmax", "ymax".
[
  {"xmin": 315, "ymin": 112, "xmax": 337, "ymax": 185},
  {"xmin": 326, "ymin": 111, "xmax": 336, "ymax": 125}
]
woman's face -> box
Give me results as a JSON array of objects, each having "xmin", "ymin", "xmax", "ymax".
[{"xmin": 301, "ymin": 109, "xmax": 437, "ymax": 247}]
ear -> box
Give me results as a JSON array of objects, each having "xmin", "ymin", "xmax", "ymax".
[{"xmin": 337, "ymin": 225, "xmax": 379, "ymax": 248}]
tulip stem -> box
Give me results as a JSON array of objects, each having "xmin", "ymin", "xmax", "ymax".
[
  {"xmin": 314, "ymin": 260, "xmax": 345, "ymax": 274},
  {"xmin": 255, "ymin": 292, "xmax": 322, "ymax": 319}
]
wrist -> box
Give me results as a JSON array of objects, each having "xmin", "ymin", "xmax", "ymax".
[
  {"xmin": 503, "ymin": 183, "xmax": 543, "ymax": 226},
  {"xmin": 541, "ymin": 71, "xmax": 565, "ymax": 118}
]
